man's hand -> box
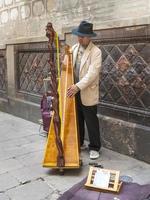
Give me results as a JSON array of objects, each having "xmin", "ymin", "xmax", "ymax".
[{"xmin": 67, "ymin": 84, "xmax": 79, "ymax": 97}]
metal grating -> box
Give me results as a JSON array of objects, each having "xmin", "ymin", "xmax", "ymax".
[
  {"xmin": 98, "ymin": 43, "xmax": 150, "ymax": 112},
  {"xmin": 17, "ymin": 49, "xmax": 56, "ymax": 95},
  {"xmin": 0, "ymin": 51, "xmax": 6, "ymax": 92}
]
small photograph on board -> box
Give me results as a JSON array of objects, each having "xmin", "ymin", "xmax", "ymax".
[{"xmin": 85, "ymin": 167, "xmax": 122, "ymax": 193}]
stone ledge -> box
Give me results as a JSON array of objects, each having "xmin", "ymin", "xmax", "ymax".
[
  {"xmin": 3, "ymin": 33, "xmax": 65, "ymax": 46},
  {"xmin": 0, "ymin": 97, "xmax": 41, "ymax": 123},
  {"xmin": 98, "ymin": 114, "xmax": 150, "ymax": 164},
  {"xmin": 0, "ymin": 44, "xmax": 6, "ymax": 49}
]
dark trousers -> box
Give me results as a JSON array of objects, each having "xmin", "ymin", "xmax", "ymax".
[{"xmin": 76, "ymin": 93, "xmax": 101, "ymax": 151}]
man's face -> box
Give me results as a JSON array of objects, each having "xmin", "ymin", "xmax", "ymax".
[{"xmin": 77, "ymin": 36, "xmax": 91, "ymax": 48}]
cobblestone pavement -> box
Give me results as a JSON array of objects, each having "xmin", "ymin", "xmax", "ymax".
[{"xmin": 0, "ymin": 111, "xmax": 150, "ymax": 200}]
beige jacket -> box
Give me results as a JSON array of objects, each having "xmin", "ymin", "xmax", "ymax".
[{"xmin": 72, "ymin": 41, "xmax": 102, "ymax": 106}]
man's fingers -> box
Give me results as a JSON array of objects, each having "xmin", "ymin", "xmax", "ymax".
[
  {"xmin": 67, "ymin": 85, "xmax": 79, "ymax": 97},
  {"xmin": 67, "ymin": 87, "xmax": 73, "ymax": 97},
  {"xmin": 67, "ymin": 86, "xmax": 75, "ymax": 97},
  {"xmin": 67, "ymin": 89, "xmax": 72, "ymax": 97}
]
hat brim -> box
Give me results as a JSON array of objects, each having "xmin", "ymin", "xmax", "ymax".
[{"xmin": 72, "ymin": 28, "xmax": 97, "ymax": 37}]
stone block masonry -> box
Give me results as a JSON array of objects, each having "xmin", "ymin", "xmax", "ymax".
[{"xmin": 0, "ymin": 0, "xmax": 150, "ymax": 45}]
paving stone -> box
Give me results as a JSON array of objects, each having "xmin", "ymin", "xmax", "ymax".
[
  {"xmin": 48, "ymin": 192, "xmax": 61, "ymax": 200},
  {"xmin": 0, "ymin": 172, "xmax": 19, "ymax": 192},
  {"xmin": 6, "ymin": 179, "xmax": 52, "ymax": 200},
  {"xmin": 44, "ymin": 167, "xmax": 88, "ymax": 194},
  {"xmin": 15, "ymin": 151, "xmax": 44, "ymax": 167},
  {"xmin": 9, "ymin": 164, "xmax": 49, "ymax": 184},
  {"xmin": 0, "ymin": 137, "xmax": 30, "ymax": 150},
  {"xmin": 0, "ymin": 158, "xmax": 24, "ymax": 174},
  {"xmin": 0, "ymin": 193, "xmax": 9, "ymax": 200},
  {"xmin": 124, "ymin": 166, "xmax": 150, "ymax": 184}
]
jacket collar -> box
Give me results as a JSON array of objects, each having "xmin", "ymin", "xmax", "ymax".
[
  {"xmin": 72, "ymin": 43, "xmax": 79, "ymax": 67},
  {"xmin": 80, "ymin": 41, "xmax": 93, "ymax": 72}
]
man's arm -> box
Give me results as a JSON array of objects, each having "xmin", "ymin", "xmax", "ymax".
[
  {"xmin": 76, "ymin": 49, "xmax": 102, "ymax": 90},
  {"xmin": 67, "ymin": 48, "xmax": 101, "ymax": 97}
]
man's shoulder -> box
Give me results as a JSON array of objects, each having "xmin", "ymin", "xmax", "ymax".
[
  {"xmin": 91, "ymin": 42, "xmax": 101, "ymax": 54},
  {"xmin": 91, "ymin": 42, "xmax": 100, "ymax": 49}
]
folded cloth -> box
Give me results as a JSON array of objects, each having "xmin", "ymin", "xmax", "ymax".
[{"xmin": 58, "ymin": 177, "xmax": 150, "ymax": 200}]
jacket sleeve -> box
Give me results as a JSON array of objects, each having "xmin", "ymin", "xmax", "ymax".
[{"xmin": 76, "ymin": 48, "xmax": 102, "ymax": 90}]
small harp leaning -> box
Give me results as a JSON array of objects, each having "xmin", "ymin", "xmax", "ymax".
[{"xmin": 43, "ymin": 26, "xmax": 80, "ymax": 170}]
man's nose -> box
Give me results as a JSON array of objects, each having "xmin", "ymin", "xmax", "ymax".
[{"xmin": 78, "ymin": 37, "xmax": 83, "ymax": 42}]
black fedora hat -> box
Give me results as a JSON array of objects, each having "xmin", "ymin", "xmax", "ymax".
[{"xmin": 72, "ymin": 21, "xmax": 97, "ymax": 37}]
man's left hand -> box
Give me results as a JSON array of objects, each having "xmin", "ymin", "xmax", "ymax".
[{"xmin": 67, "ymin": 84, "xmax": 79, "ymax": 97}]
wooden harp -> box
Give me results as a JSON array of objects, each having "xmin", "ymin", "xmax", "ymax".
[{"xmin": 43, "ymin": 31, "xmax": 80, "ymax": 170}]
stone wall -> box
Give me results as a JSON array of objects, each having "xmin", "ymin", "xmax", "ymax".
[
  {"xmin": 0, "ymin": 42, "xmax": 51, "ymax": 122},
  {"xmin": 0, "ymin": 0, "xmax": 150, "ymax": 45}
]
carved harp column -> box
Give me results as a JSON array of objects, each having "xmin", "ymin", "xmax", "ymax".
[{"xmin": 44, "ymin": 22, "xmax": 65, "ymax": 167}]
